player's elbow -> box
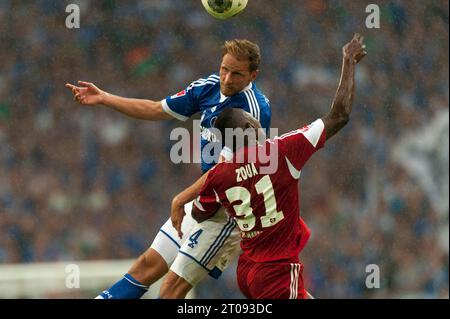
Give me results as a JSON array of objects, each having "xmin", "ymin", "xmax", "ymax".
[
  {"xmin": 323, "ymin": 113, "xmax": 350, "ymax": 140},
  {"xmin": 334, "ymin": 114, "xmax": 350, "ymax": 135},
  {"xmin": 143, "ymin": 100, "xmax": 171, "ymax": 121},
  {"xmin": 339, "ymin": 114, "xmax": 350, "ymax": 127},
  {"xmin": 171, "ymin": 195, "xmax": 183, "ymax": 210}
]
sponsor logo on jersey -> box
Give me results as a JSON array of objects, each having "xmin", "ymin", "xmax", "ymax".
[
  {"xmin": 200, "ymin": 126, "xmax": 218, "ymax": 142},
  {"xmin": 171, "ymin": 90, "xmax": 186, "ymax": 99}
]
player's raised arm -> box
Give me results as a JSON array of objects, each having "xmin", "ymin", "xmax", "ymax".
[
  {"xmin": 65, "ymin": 81, "xmax": 172, "ymax": 121},
  {"xmin": 321, "ymin": 33, "xmax": 367, "ymax": 140}
]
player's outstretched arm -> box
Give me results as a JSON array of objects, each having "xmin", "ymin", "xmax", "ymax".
[
  {"xmin": 65, "ymin": 81, "xmax": 172, "ymax": 121},
  {"xmin": 321, "ymin": 33, "xmax": 367, "ymax": 140}
]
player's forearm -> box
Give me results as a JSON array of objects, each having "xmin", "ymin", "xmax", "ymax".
[
  {"xmin": 322, "ymin": 57, "xmax": 356, "ymax": 139},
  {"xmin": 102, "ymin": 93, "xmax": 170, "ymax": 121},
  {"xmin": 333, "ymin": 57, "xmax": 355, "ymax": 118}
]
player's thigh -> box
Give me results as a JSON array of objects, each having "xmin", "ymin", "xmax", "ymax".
[
  {"xmin": 171, "ymin": 208, "xmax": 241, "ymax": 286},
  {"xmin": 248, "ymin": 262, "xmax": 306, "ymax": 299},
  {"xmin": 170, "ymin": 251, "xmax": 209, "ymax": 287},
  {"xmin": 236, "ymin": 254, "xmax": 254, "ymax": 299},
  {"xmin": 177, "ymin": 208, "xmax": 240, "ymax": 275},
  {"xmin": 149, "ymin": 201, "xmax": 198, "ymax": 266}
]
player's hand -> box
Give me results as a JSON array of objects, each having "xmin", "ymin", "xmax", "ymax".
[
  {"xmin": 343, "ymin": 33, "xmax": 367, "ymax": 64},
  {"xmin": 171, "ymin": 196, "xmax": 186, "ymax": 239},
  {"xmin": 65, "ymin": 81, "xmax": 106, "ymax": 105}
]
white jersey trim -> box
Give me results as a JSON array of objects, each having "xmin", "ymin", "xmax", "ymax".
[
  {"xmin": 289, "ymin": 263, "xmax": 300, "ymax": 299},
  {"xmin": 220, "ymin": 146, "xmax": 233, "ymax": 161},
  {"xmin": 285, "ymin": 156, "xmax": 302, "ymax": 180},
  {"xmin": 244, "ymin": 91, "xmax": 256, "ymax": 120},
  {"xmin": 189, "ymin": 75, "xmax": 219, "ymax": 90},
  {"xmin": 248, "ymin": 90, "xmax": 261, "ymax": 121},
  {"xmin": 276, "ymin": 119, "xmax": 325, "ymax": 148},
  {"xmin": 302, "ymin": 119, "xmax": 325, "ymax": 148},
  {"xmin": 161, "ymin": 99, "xmax": 189, "ymax": 122},
  {"xmin": 193, "ymin": 198, "xmax": 207, "ymax": 212}
]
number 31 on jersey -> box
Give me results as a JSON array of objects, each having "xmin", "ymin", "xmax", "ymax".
[{"xmin": 225, "ymin": 175, "xmax": 284, "ymax": 231}]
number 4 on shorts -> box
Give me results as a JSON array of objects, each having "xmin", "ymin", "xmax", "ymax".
[{"xmin": 188, "ymin": 229, "xmax": 203, "ymax": 248}]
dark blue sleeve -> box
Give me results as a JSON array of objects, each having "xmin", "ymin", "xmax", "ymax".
[{"xmin": 161, "ymin": 81, "xmax": 202, "ymax": 121}]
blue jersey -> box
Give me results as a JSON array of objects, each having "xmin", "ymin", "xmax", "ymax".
[{"xmin": 162, "ymin": 73, "xmax": 271, "ymax": 172}]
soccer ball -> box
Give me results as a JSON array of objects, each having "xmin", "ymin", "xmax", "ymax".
[{"xmin": 201, "ymin": 0, "xmax": 248, "ymax": 20}]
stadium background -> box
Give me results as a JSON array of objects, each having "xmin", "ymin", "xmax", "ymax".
[{"xmin": 0, "ymin": 0, "xmax": 448, "ymax": 298}]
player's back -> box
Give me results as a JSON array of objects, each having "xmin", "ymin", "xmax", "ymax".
[{"xmin": 203, "ymin": 119, "xmax": 327, "ymax": 263}]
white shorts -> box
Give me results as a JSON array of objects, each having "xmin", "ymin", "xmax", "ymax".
[{"xmin": 150, "ymin": 201, "xmax": 241, "ymax": 286}]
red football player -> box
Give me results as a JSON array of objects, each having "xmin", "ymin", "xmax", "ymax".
[{"xmin": 172, "ymin": 33, "xmax": 366, "ymax": 299}]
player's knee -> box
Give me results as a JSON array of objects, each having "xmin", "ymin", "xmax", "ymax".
[{"xmin": 159, "ymin": 271, "xmax": 192, "ymax": 299}]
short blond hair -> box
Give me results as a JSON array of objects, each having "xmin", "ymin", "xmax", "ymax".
[{"xmin": 222, "ymin": 39, "xmax": 261, "ymax": 72}]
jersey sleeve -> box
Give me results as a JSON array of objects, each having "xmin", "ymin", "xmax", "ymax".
[
  {"xmin": 275, "ymin": 119, "xmax": 326, "ymax": 176},
  {"xmin": 191, "ymin": 169, "xmax": 221, "ymax": 222},
  {"xmin": 161, "ymin": 80, "xmax": 203, "ymax": 121}
]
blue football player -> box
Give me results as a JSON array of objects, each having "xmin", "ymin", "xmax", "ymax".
[{"xmin": 66, "ymin": 39, "xmax": 271, "ymax": 298}]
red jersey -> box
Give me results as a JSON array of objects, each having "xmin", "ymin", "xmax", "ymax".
[{"xmin": 193, "ymin": 119, "xmax": 326, "ymax": 263}]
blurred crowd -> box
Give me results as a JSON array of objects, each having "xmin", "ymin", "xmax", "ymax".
[{"xmin": 0, "ymin": 0, "xmax": 448, "ymax": 298}]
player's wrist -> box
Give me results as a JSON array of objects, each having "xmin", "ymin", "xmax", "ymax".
[
  {"xmin": 98, "ymin": 91, "xmax": 110, "ymax": 105},
  {"xmin": 343, "ymin": 55, "xmax": 357, "ymax": 65}
]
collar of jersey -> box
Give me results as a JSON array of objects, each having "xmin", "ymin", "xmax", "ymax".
[{"xmin": 219, "ymin": 82, "xmax": 253, "ymax": 103}]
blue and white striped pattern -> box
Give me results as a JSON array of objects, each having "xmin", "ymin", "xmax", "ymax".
[
  {"xmin": 123, "ymin": 274, "xmax": 149, "ymax": 290},
  {"xmin": 200, "ymin": 217, "xmax": 237, "ymax": 267},
  {"xmin": 243, "ymin": 88, "xmax": 261, "ymax": 121},
  {"xmin": 187, "ymin": 74, "xmax": 220, "ymax": 91}
]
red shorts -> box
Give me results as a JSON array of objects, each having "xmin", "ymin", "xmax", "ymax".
[{"xmin": 237, "ymin": 254, "xmax": 306, "ymax": 299}]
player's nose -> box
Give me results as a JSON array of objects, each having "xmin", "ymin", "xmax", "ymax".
[{"xmin": 223, "ymin": 73, "xmax": 233, "ymax": 85}]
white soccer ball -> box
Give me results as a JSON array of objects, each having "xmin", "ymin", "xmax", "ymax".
[{"xmin": 201, "ymin": 0, "xmax": 248, "ymax": 20}]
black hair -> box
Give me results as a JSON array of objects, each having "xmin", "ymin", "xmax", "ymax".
[{"xmin": 214, "ymin": 107, "xmax": 262, "ymax": 152}]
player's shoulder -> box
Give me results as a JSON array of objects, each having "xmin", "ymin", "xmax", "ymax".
[
  {"xmin": 233, "ymin": 83, "xmax": 270, "ymax": 122},
  {"xmin": 190, "ymin": 73, "xmax": 220, "ymax": 87},
  {"xmin": 251, "ymin": 83, "xmax": 270, "ymax": 109},
  {"xmin": 273, "ymin": 119, "xmax": 326, "ymax": 149},
  {"xmin": 208, "ymin": 161, "xmax": 237, "ymax": 183},
  {"xmin": 187, "ymin": 73, "xmax": 220, "ymax": 93},
  {"xmin": 241, "ymin": 83, "xmax": 270, "ymax": 106}
]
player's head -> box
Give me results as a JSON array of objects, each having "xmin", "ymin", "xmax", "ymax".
[
  {"xmin": 215, "ymin": 107, "xmax": 264, "ymax": 153},
  {"xmin": 220, "ymin": 39, "xmax": 261, "ymax": 96}
]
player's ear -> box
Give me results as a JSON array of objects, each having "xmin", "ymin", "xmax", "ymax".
[{"xmin": 250, "ymin": 69, "xmax": 259, "ymax": 81}]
